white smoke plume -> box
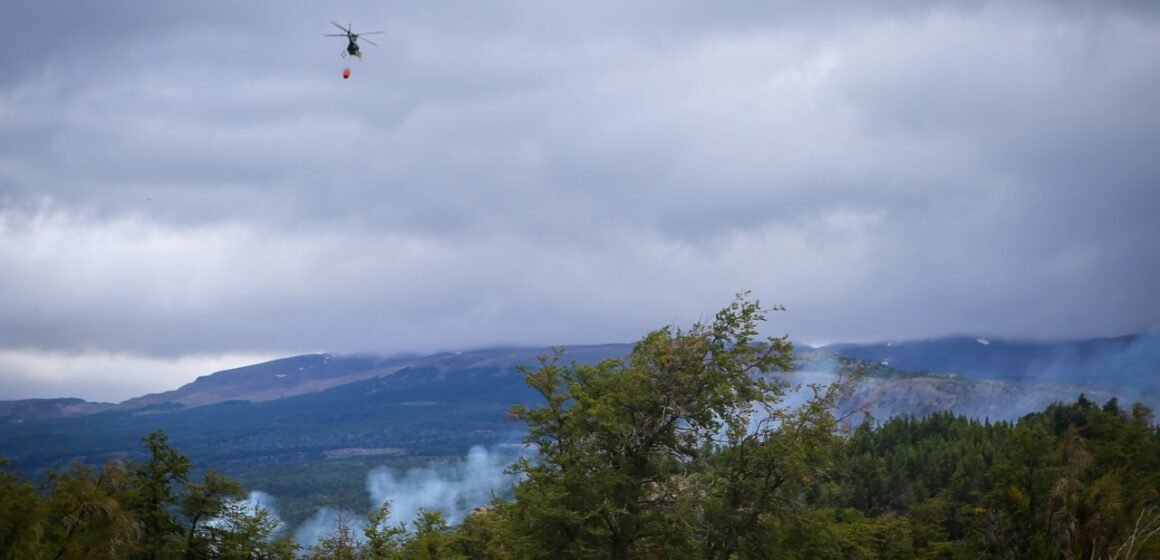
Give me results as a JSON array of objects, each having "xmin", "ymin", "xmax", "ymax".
[
  {"xmin": 287, "ymin": 441, "xmax": 530, "ymax": 548},
  {"xmin": 365, "ymin": 443, "xmax": 529, "ymax": 526},
  {"xmin": 1036, "ymin": 329, "xmax": 1160, "ymax": 408},
  {"xmin": 292, "ymin": 507, "xmax": 369, "ymax": 550},
  {"xmin": 238, "ymin": 490, "xmax": 281, "ymax": 520},
  {"xmin": 206, "ymin": 490, "xmax": 287, "ymax": 536}
]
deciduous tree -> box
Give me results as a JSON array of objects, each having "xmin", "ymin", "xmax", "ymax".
[{"xmin": 509, "ymin": 294, "xmax": 844, "ymax": 559}]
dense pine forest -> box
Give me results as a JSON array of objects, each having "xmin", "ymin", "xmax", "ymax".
[{"xmin": 3, "ymin": 298, "xmax": 1158, "ymax": 559}]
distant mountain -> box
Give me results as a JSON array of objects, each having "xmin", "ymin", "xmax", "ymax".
[
  {"xmin": 1, "ymin": 334, "xmax": 1154, "ymax": 477},
  {"xmin": 1, "ymin": 336, "xmax": 1151, "ymax": 528},
  {"xmin": 3, "ymin": 336, "xmax": 1148, "ymax": 464},
  {"xmin": 119, "ymin": 353, "xmax": 408, "ymax": 410},
  {"xmin": 819, "ymin": 331, "xmax": 1159, "ymax": 406},
  {"xmin": 0, "ymin": 344, "xmax": 632, "ymax": 478},
  {"xmin": 0, "ymin": 345, "xmax": 634, "ymax": 421},
  {"xmin": 116, "ymin": 344, "xmax": 633, "ymax": 412},
  {"xmin": 0, "ymin": 398, "xmax": 115, "ymax": 421},
  {"xmin": 789, "ymin": 368, "xmax": 1115, "ymax": 424}
]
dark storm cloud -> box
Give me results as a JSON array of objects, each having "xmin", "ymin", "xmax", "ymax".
[{"xmin": 1, "ymin": 1, "xmax": 1158, "ymax": 400}]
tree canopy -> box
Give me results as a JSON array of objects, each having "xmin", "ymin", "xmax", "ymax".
[{"xmin": 2, "ymin": 295, "xmax": 1157, "ymax": 559}]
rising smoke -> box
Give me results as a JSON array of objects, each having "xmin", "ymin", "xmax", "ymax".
[
  {"xmin": 238, "ymin": 490, "xmax": 281, "ymax": 517},
  {"xmin": 204, "ymin": 490, "xmax": 287, "ymax": 537},
  {"xmin": 286, "ymin": 441, "xmax": 531, "ymax": 548},
  {"xmin": 1036, "ymin": 329, "xmax": 1160, "ymax": 405},
  {"xmin": 292, "ymin": 506, "xmax": 368, "ymax": 549},
  {"xmin": 280, "ymin": 333, "xmax": 1160, "ymax": 547},
  {"xmin": 366, "ymin": 443, "xmax": 529, "ymax": 526}
]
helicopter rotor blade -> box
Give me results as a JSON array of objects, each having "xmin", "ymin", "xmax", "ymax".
[
  {"xmin": 331, "ymin": 21, "xmax": 351, "ymax": 33},
  {"xmin": 360, "ymin": 37, "xmax": 379, "ymax": 47}
]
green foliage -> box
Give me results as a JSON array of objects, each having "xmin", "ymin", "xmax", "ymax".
[
  {"xmin": 181, "ymin": 468, "xmax": 245, "ymax": 559},
  {"xmin": 305, "ymin": 511, "xmax": 361, "ymax": 560},
  {"xmin": 203, "ymin": 500, "xmax": 297, "ymax": 560},
  {"xmin": 130, "ymin": 430, "xmax": 194, "ymax": 560},
  {"xmin": 503, "ymin": 293, "xmax": 845, "ymax": 559},
  {"xmin": 0, "ymin": 432, "xmax": 302, "ymax": 560},
  {"xmin": 0, "ymin": 459, "xmax": 46, "ymax": 560},
  {"xmin": 446, "ymin": 503, "xmax": 521, "ymax": 559},
  {"xmin": 361, "ymin": 502, "xmax": 408, "ymax": 559},
  {"xmin": 2, "ymin": 298, "xmax": 1158, "ymax": 559},
  {"xmin": 398, "ymin": 509, "xmax": 462, "ymax": 559},
  {"xmin": 816, "ymin": 396, "xmax": 1160, "ymax": 560},
  {"xmin": 42, "ymin": 458, "xmax": 137, "ymax": 560}
]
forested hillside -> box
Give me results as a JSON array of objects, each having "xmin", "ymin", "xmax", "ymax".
[
  {"xmin": 820, "ymin": 333, "xmax": 1160, "ymax": 407},
  {"xmin": 2, "ymin": 297, "xmax": 1157, "ymax": 559}
]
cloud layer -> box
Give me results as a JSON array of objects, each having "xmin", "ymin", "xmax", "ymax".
[{"xmin": 2, "ymin": 2, "xmax": 1158, "ymax": 401}]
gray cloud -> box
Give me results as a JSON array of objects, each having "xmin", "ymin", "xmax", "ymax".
[{"xmin": 1, "ymin": 1, "xmax": 1158, "ymax": 400}]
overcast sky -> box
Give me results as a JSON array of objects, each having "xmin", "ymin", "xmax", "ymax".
[{"xmin": 2, "ymin": 1, "xmax": 1158, "ymax": 402}]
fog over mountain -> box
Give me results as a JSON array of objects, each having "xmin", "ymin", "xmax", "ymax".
[
  {"xmin": 1, "ymin": 332, "xmax": 1154, "ymax": 538},
  {"xmin": 819, "ymin": 330, "xmax": 1160, "ymax": 407},
  {"xmin": 3, "ymin": 1, "xmax": 1158, "ymax": 403}
]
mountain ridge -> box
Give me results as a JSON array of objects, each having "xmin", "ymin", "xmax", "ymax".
[
  {"xmin": 2, "ymin": 333, "xmax": 1154, "ymax": 422},
  {"xmin": 819, "ymin": 330, "xmax": 1158, "ymax": 400},
  {"xmin": 0, "ymin": 344, "xmax": 637, "ymax": 421},
  {"xmin": 0, "ymin": 333, "xmax": 1152, "ymax": 519}
]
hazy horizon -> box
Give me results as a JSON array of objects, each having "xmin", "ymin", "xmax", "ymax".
[{"xmin": 3, "ymin": 2, "xmax": 1158, "ymax": 401}]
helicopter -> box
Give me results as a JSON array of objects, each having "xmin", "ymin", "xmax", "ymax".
[{"xmin": 325, "ymin": 21, "xmax": 384, "ymax": 59}]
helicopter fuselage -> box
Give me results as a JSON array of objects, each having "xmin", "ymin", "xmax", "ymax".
[{"xmin": 328, "ymin": 22, "xmax": 379, "ymax": 59}]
